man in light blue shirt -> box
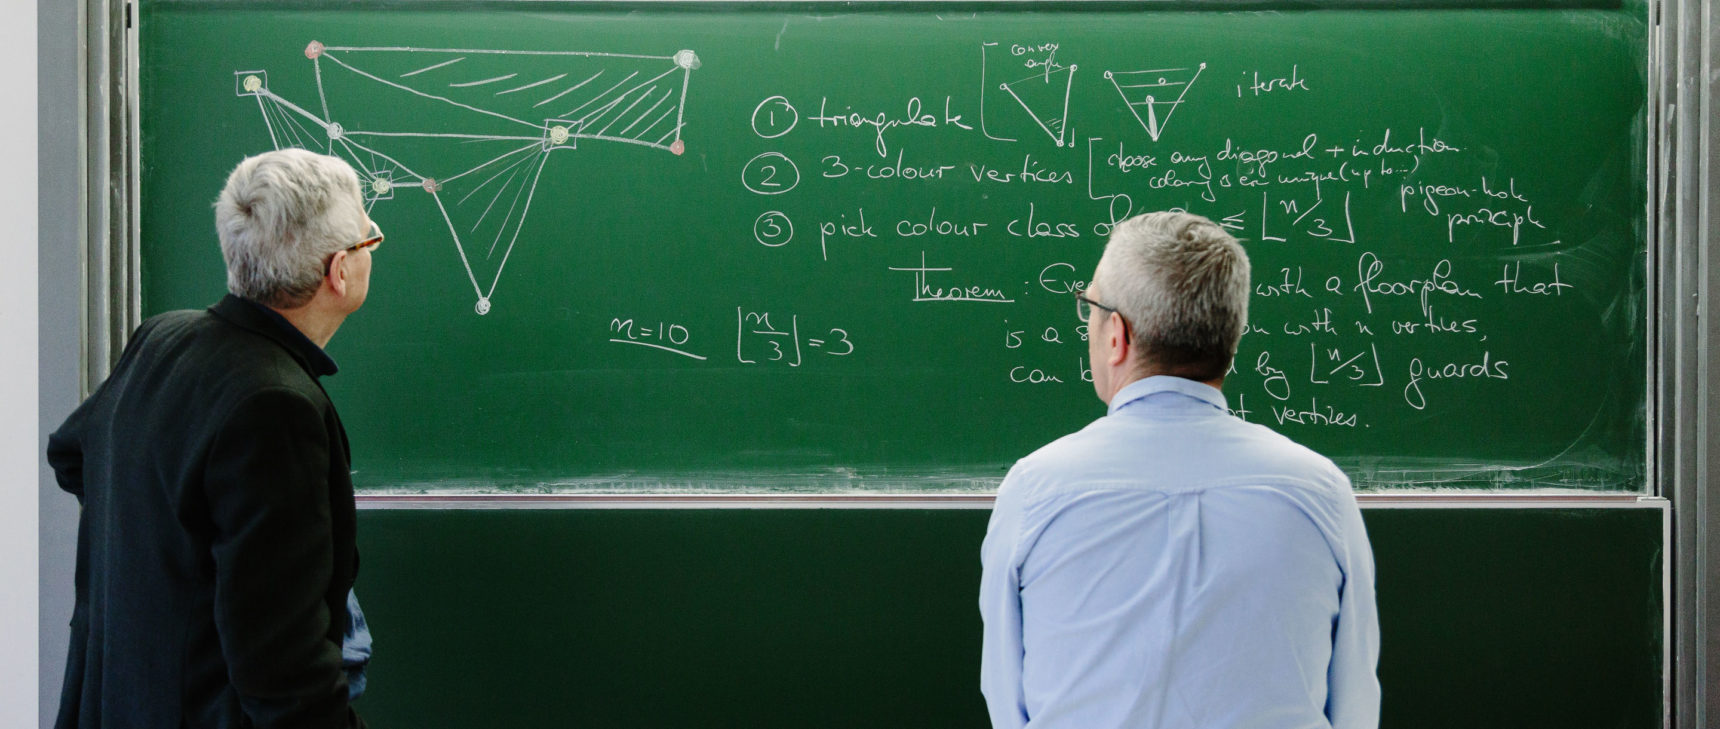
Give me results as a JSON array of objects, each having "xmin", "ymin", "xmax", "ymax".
[{"xmin": 980, "ymin": 211, "xmax": 1380, "ymax": 729}]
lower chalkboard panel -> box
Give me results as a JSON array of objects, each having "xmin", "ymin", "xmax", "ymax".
[{"xmin": 352, "ymin": 507, "xmax": 1663, "ymax": 728}]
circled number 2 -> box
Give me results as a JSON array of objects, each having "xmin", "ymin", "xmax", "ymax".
[{"xmin": 742, "ymin": 152, "xmax": 799, "ymax": 195}]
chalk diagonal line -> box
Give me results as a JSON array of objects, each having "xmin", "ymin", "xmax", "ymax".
[
  {"xmin": 559, "ymin": 72, "xmax": 637, "ymax": 118},
  {"xmin": 533, "ymin": 71, "xmax": 603, "ymax": 109},
  {"xmin": 498, "ymin": 73, "xmax": 567, "ymax": 96},
  {"xmin": 429, "ymin": 190, "xmax": 486, "ymax": 301},
  {"xmin": 401, "ymin": 57, "xmax": 465, "ymax": 78},
  {"xmin": 449, "ymin": 73, "xmax": 517, "ymax": 88},
  {"xmin": 619, "ymin": 88, "xmax": 673, "ymax": 138}
]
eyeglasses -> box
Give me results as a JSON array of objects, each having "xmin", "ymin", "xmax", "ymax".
[
  {"xmin": 349, "ymin": 221, "xmax": 384, "ymax": 254},
  {"xmin": 325, "ymin": 221, "xmax": 383, "ymax": 276},
  {"xmin": 1075, "ymin": 291, "xmax": 1131, "ymax": 342},
  {"xmin": 1074, "ymin": 291, "xmax": 1118, "ymax": 321}
]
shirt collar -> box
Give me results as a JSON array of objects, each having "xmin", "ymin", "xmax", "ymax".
[
  {"xmin": 209, "ymin": 294, "xmax": 340, "ymax": 377},
  {"xmin": 1107, "ymin": 375, "xmax": 1228, "ymax": 415}
]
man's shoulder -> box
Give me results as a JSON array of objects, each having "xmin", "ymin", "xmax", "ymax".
[
  {"xmin": 133, "ymin": 307, "xmax": 207, "ymax": 339},
  {"xmin": 133, "ymin": 307, "xmax": 327, "ymax": 403},
  {"xmin": 1004, "ymin": 412, "xmax": 1349, "ymax": 500},
  {"xmin": 1222, "ymin": 417, "xmax": 1348, "ymax": 479},
  {"xmin": 1014, "ymin": 421, "xmax": 1104, "ymax": 470},
  {"xmin": 1000, "ymin": 420, "xmax": 1116, "ymax": 496}
]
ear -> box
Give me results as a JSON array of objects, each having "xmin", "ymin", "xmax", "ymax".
[
  {"xmin": 326, "ymin": 250, "xmax": 351, "ymax": 297},
  {"xmin": 1106, "ymin": 311, "xmax": 1129, "ymax": 367}
]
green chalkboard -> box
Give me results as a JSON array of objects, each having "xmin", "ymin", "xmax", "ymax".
[
  {"xmin": 139, "ymin": 2, "xmax": 1649, "ymax": 491},
  {"xmin": 351, "ymin": 506, "xmax": 1665, "ymax": 728}
]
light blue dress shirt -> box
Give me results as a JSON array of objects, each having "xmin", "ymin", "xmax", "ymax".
[
  {"xmin": 344, "ymin": 589, "xmax": 371, "ymax": 700},
  {"xmin": 980, "ymin": 376, "xmax": 1380, "ymax": 729}
]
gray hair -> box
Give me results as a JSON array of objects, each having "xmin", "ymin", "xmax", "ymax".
[
  {"xmin": 214, "ymin": 149, "xmax": 365, "ymax": 308},
  {"xmin": 1092, "ymin": 211, "xmax": 1250, "ymax": 381}
]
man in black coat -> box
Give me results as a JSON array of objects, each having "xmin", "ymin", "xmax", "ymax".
[{"xmin": 48, "ymin": 148, "xmax": 380, "ymax": 728}]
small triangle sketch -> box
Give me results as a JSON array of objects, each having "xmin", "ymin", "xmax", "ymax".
[
  {"xmin": 1000, "ymin": 62, "xmax": 1078, "ymax": 147},
  {"xmin": 1105, "ymin": 62, "xmax": 1206, "ymax": 142},
  {"xmin": 235, "ymin": 41, "xmax": 699, "ymax": 315}
]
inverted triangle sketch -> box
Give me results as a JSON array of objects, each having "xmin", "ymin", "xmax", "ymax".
[
  {"xmin": 1000, "ymin": 63, "xmax": 1077, "ymax": 147},
  {"xmin": 1105, "ymin": 62, "xmax": 1206, "ymax": 142},
  {"xmin": 234, "ymin": 41, "xmax": 700, "ymax": 315}
]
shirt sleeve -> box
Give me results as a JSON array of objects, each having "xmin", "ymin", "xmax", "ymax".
[
  {"xmin": 979, "ymin": 464, "xmax": 1032, "ymax": 729},
  {"xmin": 204, "ymin": 387, "xmax": 357, "ymax": 729},
  {"xmin": 1326, "ymin": 477, "xmax": 1382, "ymax": 729}
]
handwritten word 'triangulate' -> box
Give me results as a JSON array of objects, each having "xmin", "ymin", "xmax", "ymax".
[{"xmin": 809, "ymin": 96, "xmax": 973, "ymax": 157}]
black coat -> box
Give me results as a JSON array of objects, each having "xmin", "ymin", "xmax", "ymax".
[{"xmin": 48, "ymin": 295, "xmax": 365, "ymax": 729}]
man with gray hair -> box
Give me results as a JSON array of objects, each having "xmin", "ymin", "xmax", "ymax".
[
  {"xmin": 979, "ymin": 212, "xmax": 1380, "ymax": 729},
  {"xmin": 49, "ymin": 148, "xmax": 379, "ymax": 728}
]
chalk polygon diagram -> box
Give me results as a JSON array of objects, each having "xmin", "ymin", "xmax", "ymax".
[
  {"xmin": 1001, "ymin": 62, "xmax": 1077, "ymax": 147},
  {"xmin": 236, "ymin": 41, "xmax": 699, "ymax": 314},
  {"xmin": 1105, "ymin": 62, "xmax": 1205, "ymax": 142}
]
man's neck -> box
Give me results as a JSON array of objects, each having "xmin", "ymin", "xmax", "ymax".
[
  {"xmin": 1109, "ymin": 371, "xmax": 1225, "ymax": 402},
  {"xmin": 270, "ymin": 304, "xmax": 343, "ymax": 349}
]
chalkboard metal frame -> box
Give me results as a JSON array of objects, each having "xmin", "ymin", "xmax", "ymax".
[
  {"xmin": 354, "ymin": 492, "xmax": 1656, "ymax": 508},
  {"xmin": 1649, "ymin": 0, "xmax": 1719, "ymax": 722},
  {"xmin": 148, "ymin": 0, "xmax": 1628, "ymax": 10}
]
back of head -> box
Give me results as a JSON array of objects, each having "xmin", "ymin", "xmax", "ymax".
[
  {"xmin": 214, "ymin": 149, "xmax": 364, "ymax": 309},
  {"xmin": 1092, "ymin": 211, "xmax": 1250, "ymax": 382}
]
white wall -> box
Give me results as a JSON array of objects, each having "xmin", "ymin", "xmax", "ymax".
[{"xmin": 4, "ymin": 1, "xmax": 41, "ymax": 728}]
